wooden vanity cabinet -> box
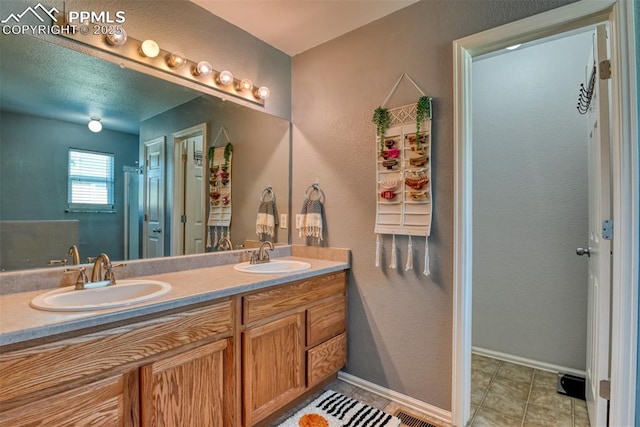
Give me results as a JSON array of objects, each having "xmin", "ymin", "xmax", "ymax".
[
  {"xmin": 140, "ymin": 338, "xmax": 233, "ymax": 426},
  {"xmin": 0, "ymin": 270, "xmax": 348, "ymax": 427},
  {"xmin": 0, "ymin": 298, "xmax": 234, "ymax": 427},
  {"xmin": 243, "ymin": 313, "xmax": 305, "ymax": 426},
  {"xmin": 0, "ymin": 374, "xmax": 132, "ymax": 426},
  {"xmin": 241, "ymin": 271, "xmax": 347, "ymax": 426}
]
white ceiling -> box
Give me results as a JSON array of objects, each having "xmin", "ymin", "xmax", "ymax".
[{"xmin": 192, "ymin": 0, "xmax": 420, "ymax": 56}]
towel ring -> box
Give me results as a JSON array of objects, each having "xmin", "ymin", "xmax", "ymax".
[
  {"xmin": 304, "ymin": 184, "xmax": 325, "ymax": 202},
  {"xmin": 260, "ymin": 187, "xmax": 276, "ymax": 202}
]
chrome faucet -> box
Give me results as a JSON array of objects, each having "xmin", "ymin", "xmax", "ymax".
[
  {"xmin": 251, "ymin": 241, "xmax": 274, "ymax": 264},
  {"xmin": 91, "ymin": 253, "xmax": 113, "ymax": 283},
  {"xmin": 218, "ymin": 236, "xmax": 233, "ymax": 251},
  {"xmin": 68, "ymin": 245, "xmax": 80, "ymax": 265}
]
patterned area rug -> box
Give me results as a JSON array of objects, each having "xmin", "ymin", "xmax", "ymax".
[{"xmin": 277, "ymin": 390, "xmax": 401, "ymax": 427}]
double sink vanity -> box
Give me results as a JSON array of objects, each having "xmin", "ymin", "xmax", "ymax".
[{"xmin": 0, "ymin": 245, "xmax": 350, "ymax": 426}]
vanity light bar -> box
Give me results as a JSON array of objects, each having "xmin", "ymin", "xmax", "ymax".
[{"xmin": 53, "ymin": 25, "xmax": 270, "ymax": 106}]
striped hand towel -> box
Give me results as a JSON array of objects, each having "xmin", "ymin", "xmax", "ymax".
[{"xmin": 256, "ymin": 199, "xmax": 278, "ymax": 238}]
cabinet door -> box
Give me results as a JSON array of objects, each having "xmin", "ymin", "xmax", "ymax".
[
  {"xmin": 140, "ymin": 339, "xmax": 230, "ymax": 427},
  {"xmin": 0, "ymin": 374, "xmax": 129, "ymax": 426},
  {"xmin": 243, "ymin": 313, "xmax": 305, "ymax": 426}
]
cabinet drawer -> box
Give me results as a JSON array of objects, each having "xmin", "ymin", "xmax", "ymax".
[
  {"xmin": 0, "ymin": 299, "xmax": 233, "ymax": 405},
  {"xmin": 243, "ymin": 271, "xmax": 346, "ymax": 324},
  {"xmin": 0, "ymin": 374, "xmax": 126, "ymax": 426},
  {"xmin": 307, "ymin": 332, "xmax": 347, "ymax": 387},
  {"xmin": 306, "ymin": 296, "xmax": 346, "ymax": 347}
]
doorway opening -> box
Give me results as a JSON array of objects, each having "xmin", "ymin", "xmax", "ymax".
[
  {"xmin": 470, "ymin": 28, "xmax": 599, "ymax": 426},
  {"xmin": 171, "ymin": 124, "xmax": 207, "ymax": 256},
  {"xmin": 452, "ymin": 1, "xmax": 638, "ymax": 426}
]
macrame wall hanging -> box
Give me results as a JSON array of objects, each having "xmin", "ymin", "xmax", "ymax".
[
  {"xmin": 373, "ymin": 73, "xmax": 433, "ymax": 276},
  {"xmin": 207, "ymin": 126, "xmax": 233, "ymax": 250}
]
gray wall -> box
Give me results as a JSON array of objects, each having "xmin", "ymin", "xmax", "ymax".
[
  {"xmin": 139, "ymin": 96, "xmax": 290, "ymax": 255},
  {"xmin": 291, "ymin": 0, "xmax": 576, "ymax": 409},
  {"xmin": 0, "ymin": 111, "xmax": 139, "ymax": 262},
  {"xmin": 472, "ymin": 32, "xmax": 592, "ymax": 370}
]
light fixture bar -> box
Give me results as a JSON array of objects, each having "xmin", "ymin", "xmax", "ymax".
[{"xmin": 53, "ymin": 24, "xmax": 269, "ymax": 106}]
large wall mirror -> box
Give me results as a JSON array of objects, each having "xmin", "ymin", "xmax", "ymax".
[{"xmin": 0, "ymin": 34, "xmax": 291, "ymax": 272}]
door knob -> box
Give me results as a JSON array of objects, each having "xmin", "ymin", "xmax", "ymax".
[
  {"xmin": 576, "ymin": 247, "xmax": 591, "ymax": 257},
  {"xmin": 152, "ymin": 228, "xmax": 162, "ymax": 233}
]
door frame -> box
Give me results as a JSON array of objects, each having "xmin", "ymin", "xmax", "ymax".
[
  {"xmin": 170, "ymin": 123, "xmax": 207, "ymax": 256},
  {"xmin": 451, "ymin": 1, "xmax": 638, "ymax": 426},
  {"xmin": 142, "ymin": 136, "xmax": 166, "ymax": 259}
]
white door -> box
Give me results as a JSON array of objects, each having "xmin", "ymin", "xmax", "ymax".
[
  {"xmin": 143, "ymin": 137, "xmax": 165, "ymax": 259},
  {"xmin": 582, "ymin": 24, "xmax": 611, "ymax": 427},
  {"xmin": 183, "ymin": 135, "xmax": 204, "ymax": 254}
]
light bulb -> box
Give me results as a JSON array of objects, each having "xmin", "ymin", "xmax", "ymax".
[
  {"xmin": 237, "ymin": 78, "xmax": 253, "ymax": 91},
  {"xmin": 140, "ymin": 40, "xmax": 160, "ymax": 58},
  {"xmin": 166, "ymin": 52, "xmax": 186, "ymax": 68},
  {"xmin": 193, "ymin": 61, "xmax": 213, "ymax": 77},
  {"xmin": 88, "ymin": 118, "xmax": 102, "ymax": 133},
  {"xmin": 255, "ymin": 86, "xmax": 271, "ymax": 100},
  {"xmin": 217, "ymin": 70, "xmax": 234, "ymax": 85},
  {"xmin": 105, "ymin": 28, "xmax": 127, "ymax": 46}
]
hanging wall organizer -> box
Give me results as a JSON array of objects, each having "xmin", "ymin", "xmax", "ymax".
[
  {"xmin": 207, "ymin": 126, "xmax": 233, "ymax": 249},
  {"xmin": 373, "ymin": 73, "xmax": 433, "ymax": 275}
]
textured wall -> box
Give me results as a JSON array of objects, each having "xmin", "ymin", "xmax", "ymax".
[
  {"xmin": 472, "ymin": 32, "xmax": 592, "ymax": 370},
  {"xmin": 292, "ymin": 0, "xmax": 576, "ymax": 410},
  {"xmin": 0, "ymin": 111, "xmax": 139, "ymax": 263}
]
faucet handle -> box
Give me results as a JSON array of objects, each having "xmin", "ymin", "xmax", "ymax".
[
  {"xmin": 64, "ymin": 267, "xmax": 88, "ymax": 290},
  {"xmin": 48, "ymin": 259, "xmax": 69, "ymax": 267},
  {"xmin": 86, "ymin": 256, "xmax": 97, "ymax": 263},
  {"xmin": 106, "ymin": 263, "xmax": 127, "ymax": 285}
]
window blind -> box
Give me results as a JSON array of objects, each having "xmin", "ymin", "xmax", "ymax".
[{"xmin": 68, "ymin": 148, "xmax": 115, "ymax": 211}]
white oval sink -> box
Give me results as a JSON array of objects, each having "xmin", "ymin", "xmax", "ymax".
[
  {"xmin": 30, "ymin": 279, "xmax": 172, "ymax": 312},
  {"xmin": 234, "ymin": 260, "xmax": 311, "ymax": 274}
]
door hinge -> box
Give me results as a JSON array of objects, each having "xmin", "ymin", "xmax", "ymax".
[
  {"xmin": 599, "ymin": 379, "xmax": 611, "ymax": 400},
  {"xmin": 599, "ymin": 60, "xmax": 611, "ymax": 80},
  {"xmin": 602, "ymin": 219, "xmax": 613, "ymax": 240},
  {"xmin": 144, "ymin": 214, "xmax": 148, "ymax": 222},
  {"xmin": 181, "ymin": 214, "xmax": 187, "ymax": 224}
]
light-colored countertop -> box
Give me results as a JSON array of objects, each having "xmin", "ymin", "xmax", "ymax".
[{"xmin": 0, "ymin": 255, "xmax": 349, "ymax": 347}]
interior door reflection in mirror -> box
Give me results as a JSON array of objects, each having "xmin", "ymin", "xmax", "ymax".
[{"xmin": 0, "ymin": 35, "xmax": 290, "ymax": 272}]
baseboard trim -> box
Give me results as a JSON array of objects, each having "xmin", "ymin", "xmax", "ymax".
[
  {"xmin": 337, "ymin": 371, "xmax": 452, "ymax": 425},
  {"xmin": 472, "ymin": 346, "xmax": 586, "ymax": 377}
]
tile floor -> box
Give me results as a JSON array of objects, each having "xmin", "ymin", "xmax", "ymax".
[{"xmin": 469, "ymin": 354, "xmax": 590, "ymax": 427}]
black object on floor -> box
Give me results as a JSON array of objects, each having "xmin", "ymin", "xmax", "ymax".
[{"xmin": 557, "ymin": 373, "xmax": 586, "ymax": 400}]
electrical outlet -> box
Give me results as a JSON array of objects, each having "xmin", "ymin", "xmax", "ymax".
[{"xmin": 280, "ymin": 214, "xmax": 288, "ymax": 229}]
